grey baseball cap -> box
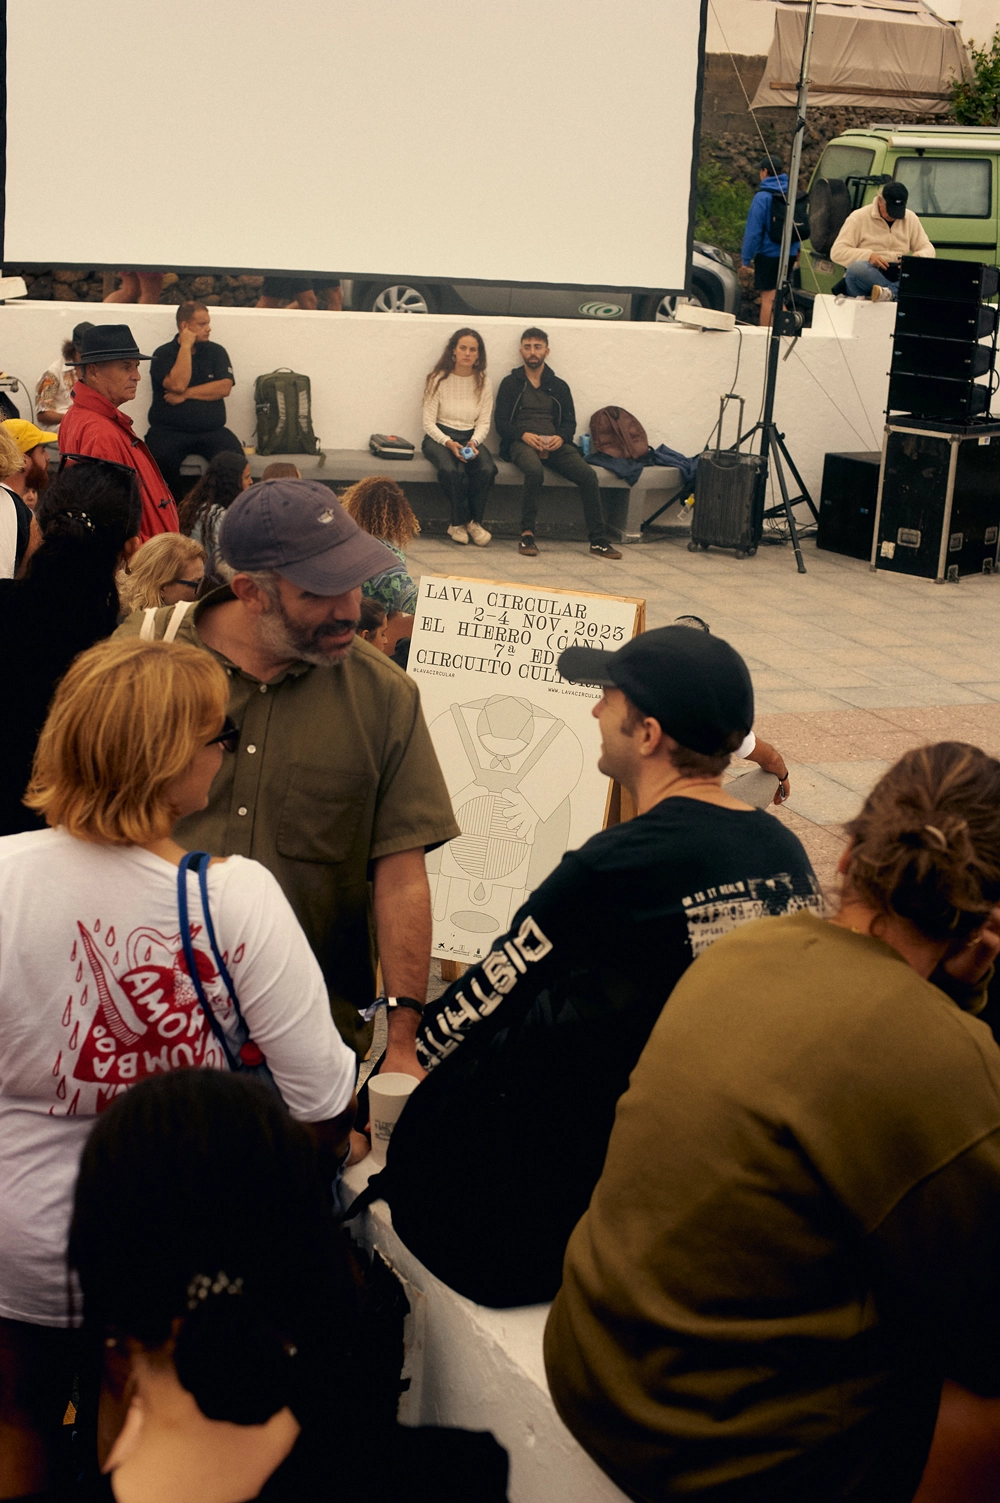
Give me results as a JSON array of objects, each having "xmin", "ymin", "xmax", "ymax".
[{"xmin": 218, "ymin": 479, "xmax": 398, "ymax": 594}]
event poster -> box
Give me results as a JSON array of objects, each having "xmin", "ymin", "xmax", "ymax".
[{"xmin": 407, "ymin": 576, "xmax": 644, "ymax": 963}]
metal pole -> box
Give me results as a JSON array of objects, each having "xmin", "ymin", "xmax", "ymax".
[{"xmin": 775, "ymin": 0, "xmax": 819, "ymax": 292}]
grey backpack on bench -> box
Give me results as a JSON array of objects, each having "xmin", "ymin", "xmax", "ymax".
[{"xmin": 254, "ymin": 368, "xmax": 323, "ymax": 458}]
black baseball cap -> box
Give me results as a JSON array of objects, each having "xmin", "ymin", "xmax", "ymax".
[
  {"xmin": 558, "ymin": 625, "xmax": 753, "ymax": 756},
  {"xmin": 881, "ymin": 182, "xmax": 908, "ymax": 220},
  {"xmin": 218, "ymin": 479, "xmax": 398, "ymax": 594}
]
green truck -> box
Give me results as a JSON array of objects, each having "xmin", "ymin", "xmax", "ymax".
[{"xmin": 801, "ymin": 123, "xmax": 1000, "ymax": 294}]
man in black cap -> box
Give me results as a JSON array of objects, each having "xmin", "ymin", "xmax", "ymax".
[
  {"xmin": 145, "ymin": 301, "xmax": 244, "ymax": 502},
  {"xmin": 831, "ymin": 182, "xmax": 935, "ymax": 302},
  {"xmin": 59, "ymin": 324, "xmax": 178, "ymax": 539},
  {"xmin": 115, "ymin": 478, "xmax": 460, "ymax": 1078},
  {"xmin": 400, "ymin": 627, "xmax": 822, "ymax": 1307}
]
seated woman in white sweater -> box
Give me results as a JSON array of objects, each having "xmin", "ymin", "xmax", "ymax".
[{"xmin": 422, "ymin": 328, "xmax": 496, "ymax": 547}]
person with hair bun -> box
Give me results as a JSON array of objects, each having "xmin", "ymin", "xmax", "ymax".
[
  {"xmin": 67, "ymin": 1070, "xmax": 509, "ymax": 1502},
  {"xmin": 547, "ymin": 741, "xmax": 1000, "ymax": 1503},
  {"xmin": 0, "ymin": 460, "xmax": 143, "ymax": 835},
  {"xmin": 177, "ymin": 448, "xmax": 252, "ymax": 581},
  {"xmin": 0, "ymin": 638, "xmax": 356, "ymax": 1496}
]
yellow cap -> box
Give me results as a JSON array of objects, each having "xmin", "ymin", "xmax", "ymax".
[{"xmin": 3, "ymin": 419, "xmax": 58, "ymax": 453}]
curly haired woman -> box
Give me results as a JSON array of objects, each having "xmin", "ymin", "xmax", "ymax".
[{"xmin": 340, "ymin": 475, "xmax": 420, "ymax": 618}]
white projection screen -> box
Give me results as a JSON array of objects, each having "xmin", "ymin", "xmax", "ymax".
[{"xmin": 5, "ymin": 0, "xmax": 706, "ymax": 296}]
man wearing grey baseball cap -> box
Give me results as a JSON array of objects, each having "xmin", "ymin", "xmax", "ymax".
[
  {"xmin": 116, "ymin": 479, "xmax": 460, "ymax": 1074},
  {"xmin": 397, "ymin": 626, "xmax": 821, "ymax": 1308}
]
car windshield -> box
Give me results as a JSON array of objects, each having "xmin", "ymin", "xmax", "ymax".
[
  {"xmin": 815, "ymin": 144, "xmax": 875, "ymax": 185},
  {"xmin": 893, "ymin": 157, "xmax": 992, "ymax": 218}
]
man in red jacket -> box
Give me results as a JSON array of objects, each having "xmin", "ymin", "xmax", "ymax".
[{"xmin": 59, "ymin": 324, "xmax": 178, "ymax": 540}]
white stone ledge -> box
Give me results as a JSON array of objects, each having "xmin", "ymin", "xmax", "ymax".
[{"xmin": 341, "ymin": 1160, "xmax": 629, "ymax": 1503}]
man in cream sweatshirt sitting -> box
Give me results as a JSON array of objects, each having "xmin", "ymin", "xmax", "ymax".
[{"xmin": 831, "ymin": 181, "xmax": 934, "ymax": 303}]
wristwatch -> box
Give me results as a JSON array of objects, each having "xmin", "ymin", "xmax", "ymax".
[{"xmin": 385, "ymin": 996, "xmax": 424, "ymax": 1016}]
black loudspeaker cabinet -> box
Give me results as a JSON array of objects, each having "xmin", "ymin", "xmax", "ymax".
[
  {"xmin": 872, "ymin": 418, "xmax": 1000, "ymax": 582},
  {"xmin": 886, "ymin": 372, "xmax": 992, "ymax": 421},
  {"xmin": 817, "ymin": 452, "xmax": 881, "ymax": 560},
  {"xmin": 894, "ymin": 300, "xmax": 997, "ymax": 342},
  {"xmin": 891, "ymin": 334, "xmax": 994, "ymax": 382},
  {"xmin": 898, "ymin": 260, "xmax": 1000, "ymax": 304}
]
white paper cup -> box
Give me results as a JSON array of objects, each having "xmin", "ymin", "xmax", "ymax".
[{"xmin": 368, "ymin": 1072, "xmax": 419, "ymax": 1166}]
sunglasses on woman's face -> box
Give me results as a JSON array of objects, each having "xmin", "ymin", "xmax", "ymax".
[
  {"xmin": 172, "ymin": 577, "xmax": 204, "ymax": 594},
  {"xmin": 206, "ymin": 717, "xmax": 239, "ymax": 754}
]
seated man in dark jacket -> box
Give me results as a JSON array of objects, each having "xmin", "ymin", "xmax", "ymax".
[
  {"xmin": 145, "ymin": 301, "xmax": 244, "ymax": 501},
  {"xmin": 494, "ymin": 328, "xmax": 621, "ymax": 561}
]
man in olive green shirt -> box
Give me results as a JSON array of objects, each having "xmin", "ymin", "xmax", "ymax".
[{"xmin": 117, "ymin": 480, "xmax": 459, "ymax": 1072}]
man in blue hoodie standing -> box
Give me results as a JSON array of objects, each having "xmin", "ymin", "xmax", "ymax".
[{"xmin": 741, "ymin": 155, "xmax": 799, "ymax": 327}]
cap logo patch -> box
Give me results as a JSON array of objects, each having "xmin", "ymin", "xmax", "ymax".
[{"xmin": 317, "ymin": 509, "xmax": 336, "ymax": 524}]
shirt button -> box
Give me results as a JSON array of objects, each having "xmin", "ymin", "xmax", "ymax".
[
  {"xmin": 237, "ymin": 806, "xmax": 248, "ymax": 817},
  {"xmin": 246, "ymin": 744, "xmax": 257, "ymax": 754},
  {"xmin": 259, "ymin": 684, "xmax": 267, "ymax": 694}
]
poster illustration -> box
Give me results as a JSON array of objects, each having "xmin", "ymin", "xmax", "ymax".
[{"xmin": 407, "ymin": 576, "xmax": 644, "ymax": 962}]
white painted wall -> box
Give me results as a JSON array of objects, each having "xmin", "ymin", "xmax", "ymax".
[{"xmin": 2, "ymin": 299, "xmax": 904, "ymax": 496}]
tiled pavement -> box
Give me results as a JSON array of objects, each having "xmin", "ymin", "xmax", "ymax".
[{"xmin": 405, "ymin": 525, "xmax": 1000, "ymax": 902}]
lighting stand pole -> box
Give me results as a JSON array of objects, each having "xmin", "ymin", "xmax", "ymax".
[{"xmin": 741, "ymin": 0, "xmax": 821, "ymax": 574}]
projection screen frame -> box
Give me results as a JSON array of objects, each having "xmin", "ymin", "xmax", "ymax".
[{"xmin": 2, "ymin": 0, "xmax": 709, "ymax": 304}]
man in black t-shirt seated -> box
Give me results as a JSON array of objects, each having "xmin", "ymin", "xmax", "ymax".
[
  {"xmin": 401, "ymin": 627, "xmax": 824, "ymax": 1307},
  {"xmin": 145, "ymin": 301, "xmax": 244, "ymax": 501}
]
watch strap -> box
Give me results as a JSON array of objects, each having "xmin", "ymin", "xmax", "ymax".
[{"xmin": 385, "ymin": 995, "xmax": 424, "ymax": 1016}]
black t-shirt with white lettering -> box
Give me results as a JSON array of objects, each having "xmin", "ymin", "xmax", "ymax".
[
  {"xmin": 148, "ymin": 336, "xmax": 234, "ymax": 433},
  {"xmin": 410, "ymin": 798, "xmax": 822, "ymax": 1304}
]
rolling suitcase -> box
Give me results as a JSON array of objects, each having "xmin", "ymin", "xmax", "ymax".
[{"xmin": 689, "ymin": 396, "xmax": 765, "ymax": 559}]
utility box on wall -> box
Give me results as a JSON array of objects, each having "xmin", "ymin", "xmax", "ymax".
[{"xmin": 871, "ymin": 419, "xmax": 1000, "ymax": 583}]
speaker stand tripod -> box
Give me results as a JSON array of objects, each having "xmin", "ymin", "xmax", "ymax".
[{"xmin": 738, "ymin": 287, "xmax": 820, "ymax": 575}]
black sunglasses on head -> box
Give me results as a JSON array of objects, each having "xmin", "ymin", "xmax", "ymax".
[
  {"xmin": 206, "ymin": 717, "xmax": 239, "ymax": 754},
  {"xmin": 58, "ymin": 452, "xmax": 139, "ymax": 480}
]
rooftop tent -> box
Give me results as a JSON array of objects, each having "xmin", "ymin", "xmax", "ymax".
[{"xmin": 750, "ymin": 0, "xmax": 972, "ymax": 114}]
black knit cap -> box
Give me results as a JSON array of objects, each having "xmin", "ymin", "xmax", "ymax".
[{"xmin": 558, "ymin": 625, "xmax": 753, "ymax": 756}]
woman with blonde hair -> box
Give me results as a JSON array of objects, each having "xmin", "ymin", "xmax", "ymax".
[
  {"xmin": 341, "ymin": 475, "xmax": 420, "ymax": 618},
  {"xmin": 0, "ymin": 637, "xmax": 356, "ymax": 1497},
  {"xmin": 117, "ymin": 530, "xmax": 206, "ymax": 614},
  {"xmin": 547, "ymin": 741, "xmax": 1000, "ymax": 1503},
  {"xmin": 421, "ymin": 326, "xmax": 495, "ymax": 547},
  {"xmin": 0, "ymin": 422, "xmax": 29, "ymax": 577}
]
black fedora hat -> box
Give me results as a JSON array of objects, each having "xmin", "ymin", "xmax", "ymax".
[{"xmin": 73, "ymin": 324, "xmax": 152, "ymax": 365}]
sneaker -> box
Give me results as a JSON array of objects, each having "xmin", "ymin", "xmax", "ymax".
[
  {"xmin": 870, "ymin": 285, "xmax": 895, "ymax": 303},
  {"xmin": 518, "ymin": 533, "xmax": 538, "ymax": 557},
  {"xmin": 590, "ymin": 541, "xmax": 622, "ymax": 560},
  {"xmin": 467, "ymin": 521, "xmax": 492, "ymax": 547},
  {"xmin": 447, "ymin": 524, "xmax": 469, "ymax": 545}
]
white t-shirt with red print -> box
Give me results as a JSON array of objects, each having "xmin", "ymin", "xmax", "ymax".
[{"xmin": 0, "ymin": 828, "xmax": 357, "ymax": 1327}]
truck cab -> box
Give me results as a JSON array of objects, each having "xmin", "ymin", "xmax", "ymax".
[{"xmin": 801, "ymin": 124, "xmax": 1000, "ymax": 293}]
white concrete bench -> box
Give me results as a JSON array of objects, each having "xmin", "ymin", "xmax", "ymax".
[
  {"xmin": 182, "ymin": 449, "xmax": 688, "ymax": 543},
  {"xmin": 341, "ymin": 1159, "xmax": 629, "ymax": 1503}
]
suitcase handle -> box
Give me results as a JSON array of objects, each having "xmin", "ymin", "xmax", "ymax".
[{"xmin": 713, "ymin": 393, "xmax": 745, "ymax": 456}]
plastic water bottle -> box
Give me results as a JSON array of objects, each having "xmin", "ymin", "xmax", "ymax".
[{"xmin": 579, "ymin": 433, "xmax": 591, "ymax": 457}]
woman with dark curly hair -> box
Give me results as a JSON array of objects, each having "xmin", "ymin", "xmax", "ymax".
[
  {"xmin": 340, "ymin": 475, "xmax": 420, "ymax": 618},
  {"xmin": 177, "ymin": 450, "xmax": 251, "ymax": 579},
  {"xmin": 548, "ymin": 741, "xmax": 1000, "ymax": 1503},
  {"xmin": 0, "ymin": 460, "xmax": 141, "ymax": 834}
]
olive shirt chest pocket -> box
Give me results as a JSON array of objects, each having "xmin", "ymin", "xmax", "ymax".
[{"xmin": 275, "ymin": 767, "xmax": 373, "ymax": 864}]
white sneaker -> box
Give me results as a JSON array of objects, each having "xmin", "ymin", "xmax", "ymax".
[
  {"xmin": 447, "ymin": 524, "xmax": 469, "ymax": 545},
  {"xmin": 466, "ymin": 521, "xmax": 492, "ymax": 547},
  {"xmin": 870, "ymin": 285, "xmax": 895, "ymax": 303}
]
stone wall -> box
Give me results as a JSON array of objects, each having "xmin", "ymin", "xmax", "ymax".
[{"xmin": 8, "ymin": 269, "xmax": 265, "ymax": 306}]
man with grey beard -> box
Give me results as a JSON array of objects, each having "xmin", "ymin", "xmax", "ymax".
[{"xmin": 115, "ymin": 479, "xmax": 459, "ymax": 1077}]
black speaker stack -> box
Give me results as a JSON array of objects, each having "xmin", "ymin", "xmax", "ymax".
[
  {"xmin": 868, "ymin": 257, "xmax": 1000, "ymax": 582},
  {"xmin": 888, "ymin": 258, "xmax": 999, "ymax": 423}
]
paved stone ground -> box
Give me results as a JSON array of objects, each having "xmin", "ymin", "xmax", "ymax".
[{"xmin": 405, "ymin": 525, "xmax": 1000, "ymax": 904}]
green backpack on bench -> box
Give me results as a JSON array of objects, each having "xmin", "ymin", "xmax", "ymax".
[{"xmin": 253, "ymin": 368, "xmax": 323, "ymax": 458}]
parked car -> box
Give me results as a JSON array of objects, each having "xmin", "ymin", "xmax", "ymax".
[
  {"xmin": 802, "ymin": 123, "xmax": 1000, "ymax": 293},
  {"xmin": 341, "ymin": 243, "xmax": 739, "ymax": 322}
]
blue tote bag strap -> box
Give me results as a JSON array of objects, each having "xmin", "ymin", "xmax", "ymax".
[{"xmin": 177, "ymin": 851, "xmax": 240, "ymax": 1071}]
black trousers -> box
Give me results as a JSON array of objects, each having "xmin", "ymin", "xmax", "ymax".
[
  {"xmin": 422, "ymin": 427, "xmax": 497, "ymax": 526},
  {"xmin": 508, "ymin": 439, "xmax": 608, "ymax": 543},
  {"xmin": 145, "ymin": 424, "xmax": 244, "ymax": 502}
]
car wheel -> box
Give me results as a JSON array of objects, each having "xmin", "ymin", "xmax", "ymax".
[
  {"xmin": 640, "ymin": 276, "xmax": 721, "ymax": 322},
  {"xmin": 363, "ymin": 282, "xmax": 436, "ymax": 314}
]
